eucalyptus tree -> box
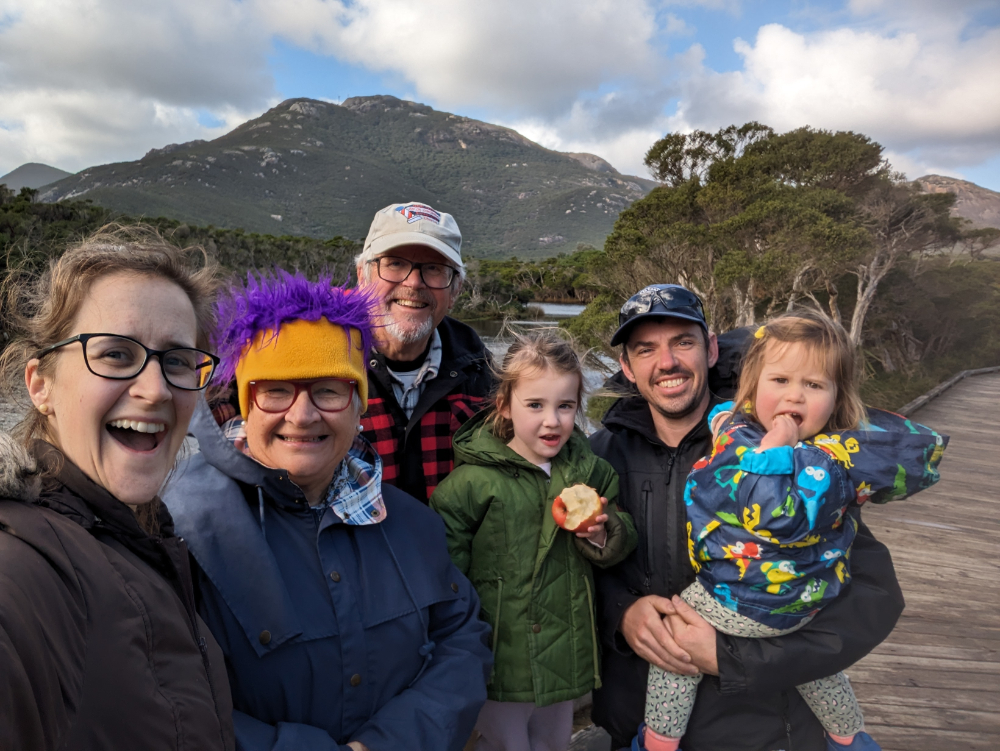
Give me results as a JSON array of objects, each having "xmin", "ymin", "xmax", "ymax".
[{"xmin": 595, "ymin": 123, "xmax": 960, "ymax": 344}]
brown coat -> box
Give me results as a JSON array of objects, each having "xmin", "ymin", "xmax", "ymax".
[{"xmin": 0, "ymin": 437, "xmax": 235, "ymax": 751}]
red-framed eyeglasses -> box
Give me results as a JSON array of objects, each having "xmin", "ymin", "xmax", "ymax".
[{"xmin": 249, "ymin": 378, "xmax": 357, "ymax": 413}]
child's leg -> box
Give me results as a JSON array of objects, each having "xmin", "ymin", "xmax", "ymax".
[
  {"xmin": 796, "ymin": 672, "xmax": 866, "ymax": 742},
  {"xmin": 643, "ymin": 663, "xmax": 703, "ymax": 749},
  {"xmin": 475, "ymin": 700, "xmax": 533, "ymax": 751},
  {"xmin": 640, "ymin": 580, "xmax": 803, "ymax": 749},
  {"xmin": 525, "ymin": 699, "xmax": 575, "ymax": 751}
]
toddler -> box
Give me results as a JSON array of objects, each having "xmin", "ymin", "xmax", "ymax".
[{"xmin": 638, "ymin": 311, "xmax": 947, "ymax": 751}]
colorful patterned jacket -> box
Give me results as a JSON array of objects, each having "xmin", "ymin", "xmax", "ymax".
[
  {"xmin": 361, "ymin": 316, "xmax": 494, "ymax": 503},
  {"xmin": 687, "ymin": 402, "xmax": 947, "ymax": 629}
]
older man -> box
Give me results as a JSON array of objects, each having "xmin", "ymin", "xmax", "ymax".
[
  {"xmin": 357, "ymin": 202, "xmax": 493, "ymax": 503},
  {"xmin": 589, "ymin": 284, "xmax": 904, "ymax": 751}
]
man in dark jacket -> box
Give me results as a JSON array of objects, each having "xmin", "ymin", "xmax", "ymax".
[
  {"xmin": 357, "ymin": 202, "xmax": 493, "ymax": 503},
  {"xmin": 589, "ymin": 284, "xmax": 905, "ymax": 751}
]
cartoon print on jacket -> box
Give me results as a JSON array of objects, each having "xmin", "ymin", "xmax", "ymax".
[
  {"xmin": 686, "ymin": 402, "xmax": 947, "ymax": 629},
  {"xmin": 796, "ymin": 465, "xmax": 831, "ymax": 530}
]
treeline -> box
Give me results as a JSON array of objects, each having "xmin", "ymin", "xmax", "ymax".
[
  {"xmin": 1, "ymin": 185, "xmax": 359, "ymax": 339},
  {"xmin": 1, "ymin": 186, "xmax": 359, "ymax": 278}
]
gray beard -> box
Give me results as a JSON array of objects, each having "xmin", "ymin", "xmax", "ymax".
[{"xmin": 382, "ymin": 314, "xmax": 435, "ymax": 345}]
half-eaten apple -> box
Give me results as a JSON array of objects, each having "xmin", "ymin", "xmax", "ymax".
[{"xmin": 552, "ymin": 484, "xmax": 603, "ymax": 532}]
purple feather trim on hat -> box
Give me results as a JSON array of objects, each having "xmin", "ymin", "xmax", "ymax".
[{"xmin": 213, "ymin": 268, "xmax": 378, "ymax": 385}]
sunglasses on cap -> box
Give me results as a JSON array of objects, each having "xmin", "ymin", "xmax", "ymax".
[{"xmin": 611, "ymin": 284, "xmax": 707, "ymax": 346}]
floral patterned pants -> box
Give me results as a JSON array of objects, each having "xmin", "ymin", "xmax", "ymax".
[{"xmin": 644, "ymin": 580, "xmax": 865, "ymax": 740}]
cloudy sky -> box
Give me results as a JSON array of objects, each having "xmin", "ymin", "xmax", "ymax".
[{"xmin": 1, "ymin": 0, "xmax": 998, "ymax": 189}]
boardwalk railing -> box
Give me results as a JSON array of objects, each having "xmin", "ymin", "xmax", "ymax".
[{"xmin": 899, "ymin": 365, "xmax": 1000, "ymax": 416}]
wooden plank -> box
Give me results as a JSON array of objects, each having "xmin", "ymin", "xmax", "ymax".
[
  {"xmin": 861, "ymin": 705, "xmax": 999, "ymax": 734},
  {"xmin": 867, "ymin": 642, "xmax": 1000, "ymax": 662},
  {"xmin": 864, "ymin": 725, "xmax": 1000, "ymax": 751},
  {"xmin": 851, "ymin": 684, "xmax": 1000, "ymax": 711},
  {"xmin": 848, "ymin": 665, "xmax": 998, "ymax": 691}
]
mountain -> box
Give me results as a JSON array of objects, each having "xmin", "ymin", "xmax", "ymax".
[
  {"xmin": 1, "ymin": 162, "xmax": 73, "ymax": 191},
  {"xmin": 915, "ymin": 174, "xmax": 1000, "ymax": 229},
  {"xmin": 38, "ymin": 97, "xmax": 658, "ymax": 259}
]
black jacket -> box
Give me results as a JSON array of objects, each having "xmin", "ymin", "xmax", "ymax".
[
  {"xmin": 0, "ymin": 438, "xmax": 235, "ymax": 751},
  {"xmin": 589, "ymin": 393, "xmax": 905, "ymax": 751},
  {"xmin": 362, "ymin": 316, "xmax": 494, "ymax": 503}
]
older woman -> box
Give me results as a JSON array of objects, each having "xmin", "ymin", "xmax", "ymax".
[
  {"xmin": 162, "ymin": 270, "xmax": 491, "ymax": 751},
  {"xmin": 0, "ymin": 227, "xmax": 234, "ymax": 749}
]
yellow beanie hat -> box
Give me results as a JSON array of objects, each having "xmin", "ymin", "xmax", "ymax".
[{"xmin": 234, "ymin": 317, "xmax": 368, "ymax": 418}]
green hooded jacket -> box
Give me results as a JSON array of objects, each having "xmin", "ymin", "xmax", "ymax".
[{"xmin": 430, "ymin": 411, "xmax": 637, "ymax": 706}]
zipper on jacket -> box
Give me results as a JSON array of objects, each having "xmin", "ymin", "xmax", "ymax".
[
  {"xmin": 663, "ymin": 450, "xmax": 680, "ymax": 594},
  {"xmin": 489, "ymin": 576, "xmax": 504, "ymax": 685},
  {"xmin": 641, "ymin": 479, "xmax": 654, "ymax": 589},
  {"xmin": 583, "ymin": 575, "xmax": 601, "ymax": 689}
]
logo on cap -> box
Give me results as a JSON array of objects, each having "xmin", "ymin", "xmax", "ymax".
[{"xmin": 396, "ymin": 204, "xmax": 441, "ymax": 225}]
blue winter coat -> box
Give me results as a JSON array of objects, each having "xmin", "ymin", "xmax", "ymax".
[
  {"xmin": 163, "ymin": 401, "xmax": 492, "ymax": 751},
  {"xmin": 687, "ymin": 402, "xmax": 947, "ymax": 629}
]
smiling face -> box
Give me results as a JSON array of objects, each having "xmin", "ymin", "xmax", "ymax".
[
  {"xmin": 243, "ymin": 380, "xmax": 360, "ymax": 504},
  {"xmin": 753, "ymin": 341, "xmax": 837, "ymax": 441},
  {"xmin": 26, "ymin": 273, "xmax": 200, "ymax": 505},
  {"xmin": 359, "ymin": 244, "xmax": 460, "ymax": 359},
  {"xmin": 499, "ymin": 366, "xmax": 580, "ymax": 466},
  {"xmin": 621, "ymin": 319, "xmax": 718, "ymax": 442}
]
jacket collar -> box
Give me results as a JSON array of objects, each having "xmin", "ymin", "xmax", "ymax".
[
  {"xmin": 451, "ymin": 408, "xmax": 597, "ymax": 478},
  {"xmin": 31, "ymin": 439, "xmax": 177, "ymax": 539},
  {"xmin": 189, "ymin": 398, "xmax": 309, "ymax": 509},
  {"xmin": 166, "ymin": 445, "xmax": 306, "ymax": 656},
  {"xmin": 601, "ymin": 374, "xmax": 722, "ymax": 451},
  {"xmin": 369, "ymin": 315, "xmax": 489, "ymax": 377}
]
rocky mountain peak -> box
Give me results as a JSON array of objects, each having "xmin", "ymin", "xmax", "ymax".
[{"xmin": 916, "ymin": 174, "xmax": 1000, "ymax": 229}]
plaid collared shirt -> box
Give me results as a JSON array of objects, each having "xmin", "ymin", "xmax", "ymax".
[
  {"xmin": 319, "ymin": 435, "xmax": 387, "ymax": 525},
  {"xmin": 385, "ymin": 329, "xmax": 443, "ymax": 421}
]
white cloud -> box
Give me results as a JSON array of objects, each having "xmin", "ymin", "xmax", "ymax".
[
  {"xmin": 668, "ymin": 20, "xmax": 1000, "ymax": 179},
  {"xmin": 0, "ymin": 0, "xmax": 274, "ymax": 173},
  {"xmin": 509, "ymin": 113, "xmax": 666, "ymax": 179},
  {"xmin": 255, "ymin": 0, "xmax": 664, "ymax": 117},
  {"xmin": 663, "ymin": 13, "xmax": 695, "ymax": 36}
]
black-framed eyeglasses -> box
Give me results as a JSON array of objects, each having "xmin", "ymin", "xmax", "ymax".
[
  {"xmin": 35, "ymin": 334, "xmax": 219, "ymax": 391},
  {"xmin": 619, "ymin": 284, "xmax": 706, "ymax": 329},
  {"xmin": 249, "ymin": 379, "xmax": 357, "ymax": 414},
  {"xmin": 368, "ymin": 256, "xmax": 458, "ymax": 289}
]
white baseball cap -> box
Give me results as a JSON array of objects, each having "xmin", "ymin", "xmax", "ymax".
[{"xmin": 361, "ymin": 202, "xmax": 463, "ymax": 270}]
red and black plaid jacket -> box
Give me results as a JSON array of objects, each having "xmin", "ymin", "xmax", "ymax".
[{"xmin": 361, "ymin": 317, "xmax": 494, "ymax": 503}]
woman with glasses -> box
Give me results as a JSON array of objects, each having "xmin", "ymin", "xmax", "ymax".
[
  {"xmin": 0, "ymin": 226, "xmax": 235, "ymax": 750},
  {"xmin": 162, "ymin": 269, "xmax": 492, "ymax": 751}
]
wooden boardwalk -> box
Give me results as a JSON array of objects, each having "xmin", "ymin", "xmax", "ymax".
[
  {"xmin": 851, "ymin": 370, "xmax": 1000, "ymax": 750},
  {"xmin": 571, "ymin": 370, "xmax": 1000, "ymax": 750}
]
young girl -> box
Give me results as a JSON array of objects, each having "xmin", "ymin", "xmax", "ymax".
[
  {"xmin": 638, "ymin": 311, "xmax": 947, "ymax": 751},
  {"xmin": 431, "ymin": 330, "xmax": 637, "ymax": 751}
]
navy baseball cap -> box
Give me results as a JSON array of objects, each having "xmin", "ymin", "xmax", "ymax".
[{"xmin": 610, "ymin": 284, "xmax": 708, "ymax": 347}]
